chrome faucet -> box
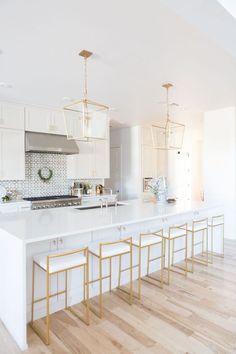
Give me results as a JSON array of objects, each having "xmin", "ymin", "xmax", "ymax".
[
  {"xmin": 104, "ymin": 188, "xmax": 113, "ymax": 195},
  {"xmin": 99, "ymin": 198, "xmax": 103, "ymax": 209}
]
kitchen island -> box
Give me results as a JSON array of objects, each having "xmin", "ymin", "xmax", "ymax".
[{"xmin": 0, "ymin": 199, "xmax": 222, "ymax": 350}]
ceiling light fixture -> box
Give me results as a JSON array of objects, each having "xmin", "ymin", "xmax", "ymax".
[
  {"xmin": 63, "ymin": 50, "xmax": 109, "ymax": 141},
  {"xmin": 151, "ymin": 83, "xmax": 185, "ymax": 150}
]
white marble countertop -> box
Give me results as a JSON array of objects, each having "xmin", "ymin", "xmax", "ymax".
[
  {"xmin": 0, "ymin": 200, "xmax": 31, "ymax": 206},
  {"xmin": 0, "ymin": 199, "xmax": 216, "ymax": 244}
]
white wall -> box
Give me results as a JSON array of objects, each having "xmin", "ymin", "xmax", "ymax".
[
  {"xmin": 204, "ymin": 106, "xmax": 236, "ymax": 239},
  {"xmin": 109, "ymin": 126, "xmax": 141, "ymax": 200}
]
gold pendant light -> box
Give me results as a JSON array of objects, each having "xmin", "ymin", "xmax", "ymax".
[
  {"xmin": 63, "ymin": 50, "xmax": 109, "ymax": 141},
  {"xmin": 152, "ymin": 83, "xmax": 185, "ymax": 150}
]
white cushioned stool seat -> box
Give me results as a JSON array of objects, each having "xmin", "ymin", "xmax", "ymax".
[
  {"xmin": 90, "ymin": 242, "xmax": 130, "ymax": 258},
  {"xmin": 163, "ymin": 228, "xmax": 187, "ymax": 238},
  {"xmin": 34, "ymin": 249, "xmax": 87, "ymax": 273},
  {"xmin": 132, "ymin": 234, "xmax": 162, "ymax": 247}
]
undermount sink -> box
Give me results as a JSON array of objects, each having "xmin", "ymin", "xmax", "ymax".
[{"xmin": 76, "ymin": 203, "xmax": 126, "ymax": 211}]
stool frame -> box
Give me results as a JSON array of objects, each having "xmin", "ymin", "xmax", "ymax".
[
  {"xmin": 131, "ymin": 229, "xmax": 164, "ymax": 299},
  {"xmin": 187, "ymin": 218, "xmax": 209, "ymax": 271},
  {"xmin": 31, "ymin": 247, "xmax": 90, "ymax": 345},
  {"xmin": 89, "ymin": 237, "xmax": 133, "ymax": 319},
  {"xmin": 160, "ymin": 223, "xmax": 188, "ymax": 285},
  {"xmin": 208, "ymin": 214, "xmax": 224, "ymax": 261}
]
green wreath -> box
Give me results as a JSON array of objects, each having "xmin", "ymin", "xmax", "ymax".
[{"xmin": 38, "ymin": 167, "xmax": 53, "ymax": 182}]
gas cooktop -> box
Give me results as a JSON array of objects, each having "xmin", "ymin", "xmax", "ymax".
[
  {"xmin": 23, "ymin": 195, "xmax": 81, "ymax": 210},
  {"xmin": 23, "ymin": 195, "xmax": 77, "ymax": 202}
]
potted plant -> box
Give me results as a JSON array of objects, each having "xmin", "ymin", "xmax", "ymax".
[{"xmin": 148, "ymin": 176, "xmax": 167, "ymax": 202}]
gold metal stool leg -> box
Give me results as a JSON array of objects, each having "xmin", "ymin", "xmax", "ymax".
[
  {"xmin": 99, "ymin": 257, "xmax": 103, "ymax": 319},
  {"xmin": 160, "ymin": 239, "xmax": 164, "ymax": 286},
  {"xmin": 129, "ymin": 244, "xmax": 133, "ymax": 305},
  {"xmin": 109, "ymin": 257, "xmax": 112, "ymax": 292},
  {"xmin": 167, "ymin": 238, "xmax": 171, "ymax": 285},
  {"xmin": 85, "ymin": 252, "xmax": 90, "ymax": 325},
  {"xmin": 65, "ymin": 270, "xmax": 68, "ymax": 309},
  {"xmin": 138, "ymin": 245, "xmax": 142, "ymax": 300},
  {"xmin": 45, "ymin": 266, "xmax": 50, "ymax": 345},
  {"xmin": 191, "ymin": 231, "xmax": 195, "ymax": 273},
  {"xmin": 118, "ymin": 255, "xmax": 122, "ymax": 288},
  {"xmin": 185, "ymin": 233, "xmax": 188, "ymax": 276},
  {"xmin": 31, "ymin": 261, "xmax": 35, "ymax": 324}
]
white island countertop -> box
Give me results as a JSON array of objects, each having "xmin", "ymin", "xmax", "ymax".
[{"xmin": 0, "ymin": 199, "xmax": 217, "ymax": 244}]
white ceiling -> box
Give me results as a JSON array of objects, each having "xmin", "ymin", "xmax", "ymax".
[{"xmin": 1, "ymin": 0, "xmax": 236, "ymax": 126}]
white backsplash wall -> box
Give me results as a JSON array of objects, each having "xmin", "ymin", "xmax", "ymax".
[{"xmin": 0, "ymin": 153, "xmax": 102, "ymax": 198}]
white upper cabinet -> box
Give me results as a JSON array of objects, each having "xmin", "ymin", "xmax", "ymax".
[
  {"xmin": 141, "ymin": 126, "xmax": 154, "ymax": 146},
  {"xmin": 0, "ymin": 103, "xmax": 24, "ymax": 130},
  {"xmin": 0, "ymin": 128, "xmax": 25, "ymax": 180},
  {"xmin": 67, "ymin": 142, "xmax": 93, "ymax": 179},
  {"xmin": 49, "ymin": 110, "xmax": 66, "ymax": 135},
  {"xmin": 25, "ymin": 106, "xmax": 66, "ymax": 135},
  {"xmin": 67, "ymin": 140, "xmax": 110, "ymax": 179},
  {"xmin": 93, "ymin": 140, "xmax": 110, "ymax": 178},
  {"xmin": 141, "ymin": 146, "xmax": 157, "ymax": 178}
]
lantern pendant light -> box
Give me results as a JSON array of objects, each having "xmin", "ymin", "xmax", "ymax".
[
  {"xmin": 152, "ymin": 83, "xmax": 185, "ymax": 150},
  {"xmin": 63, "ymin": 50, "xmax": 109, "ymax": 141}
]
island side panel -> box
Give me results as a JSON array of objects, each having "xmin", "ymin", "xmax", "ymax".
[{"xmin": 0, "ymin": 229, "xmax": 27, "ymax": 351}]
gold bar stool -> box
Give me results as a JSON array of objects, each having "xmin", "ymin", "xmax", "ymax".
[
  {"xmin": 186, "ymin": 218, "xmax": 209, "ymax": 271},
  {"xmin": 208, "ymin": 215, "xmax": 224, "ymax": 261},
  {"xmin": 89, "ymin": 237, "xmax": 133, "ymax": 318},
  {"xmin": 31, "ymin": 248, "xmax": 90, "ymax": 345},
  {"xmin": 131, "ymin": 229, "xmax": 164, "ymax": 299},
  {"xmin": 160, "ymin": 223, "xmax": 188, "ymax": 285}
]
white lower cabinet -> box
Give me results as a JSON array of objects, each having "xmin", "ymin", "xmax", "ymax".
[{"xmin": 0, "ymin": 128, "xmax": 25, "ymax": 180}]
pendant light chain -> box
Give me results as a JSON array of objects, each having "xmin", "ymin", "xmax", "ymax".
[
  {"xmin": 166, "ymin": 85, "xmax": 170, "ymax": 120},
  {"xmin": 84, "ymin": 57, "xmax": 88, "ymax": 100}
]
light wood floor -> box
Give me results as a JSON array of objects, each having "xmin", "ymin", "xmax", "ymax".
[{"xmin": 1, "ymin": 240, "xmax": 236, "ymax": 354}]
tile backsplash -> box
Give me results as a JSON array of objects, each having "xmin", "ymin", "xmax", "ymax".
[{"xmin": 0, "ymin": 153, "xmax": 102, "ymax": 198}]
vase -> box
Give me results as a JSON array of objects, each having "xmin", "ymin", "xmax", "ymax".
[{"xmin": 154, "ymin": 192, "xmax": 166, "ymax": 203}]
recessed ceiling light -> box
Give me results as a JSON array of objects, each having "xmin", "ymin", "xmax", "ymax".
[{"xmin": 0, "ymin": 82, "xmax": 12, "ymax": 88}]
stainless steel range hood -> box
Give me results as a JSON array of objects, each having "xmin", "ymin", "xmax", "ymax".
[{"xmin": 25, "ymin": 132, "xmax": 79, "ymax": 155}]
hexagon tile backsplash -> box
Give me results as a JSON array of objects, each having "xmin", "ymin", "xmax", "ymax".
[{"xmin": 0, "ymin": 153, "xmax": 102, "ymax": 198}]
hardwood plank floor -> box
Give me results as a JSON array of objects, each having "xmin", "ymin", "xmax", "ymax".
[{"xmin": 1, "ymin": 240, "xmax": 236, "ymax": 354}]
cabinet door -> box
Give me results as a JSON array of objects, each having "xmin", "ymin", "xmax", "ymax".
[
  {"xmin": 93, "ymin": 140, "xmax": 110, "ymax": 178},
  {"xmin": 0, "ymin": 103, "xmax": 24, "ymax": 130},
  {"xmin": 25, "ymin": 106, "xmax": 50, "ymax": 133},
  {"xmin": 141, "ymin": 126, "xmax": 153, "ymax": 146},
  {"xmin": 67, "ymin": 141, "xmax": 93, "ymax": 179},
  {"xmin": 49, "ymin": 110, "xmax": 66, "ymax": 135},
  {"xmin": 141, "ymin": 146, "xmax": 156, "ymax": 178},
  {"xmin": 0, "ymin": 129, "xmax": 25, "ymax": 180}
]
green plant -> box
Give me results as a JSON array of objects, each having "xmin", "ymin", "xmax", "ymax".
[{"xmin": 38, "ymin": 168, "xmax": 53, "ymax": 182}]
